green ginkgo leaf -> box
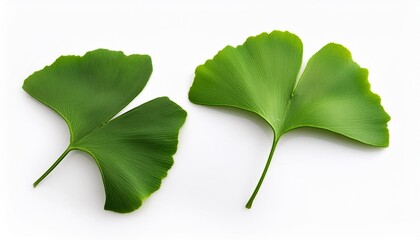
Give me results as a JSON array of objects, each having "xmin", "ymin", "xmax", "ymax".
[
  {"xmin": 23, "ymin": 49, "xmax": 187, "ymax": 213},
  {"xmin": 189, "ymin": 30, "xmax": 390, "ymax": 208}
]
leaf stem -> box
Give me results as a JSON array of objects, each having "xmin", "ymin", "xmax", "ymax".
[
  {"xmin": 246, "ymin": 138, "xmax": 278, "ymax": 209},
  {"xmin": 33, "ymin": 147, "xmax": 72, "ymax": 187}
]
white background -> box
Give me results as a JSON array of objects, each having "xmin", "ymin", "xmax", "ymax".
[{"xmin": 0, "ymin": 0, "xmax": 419, "ymax": 239}]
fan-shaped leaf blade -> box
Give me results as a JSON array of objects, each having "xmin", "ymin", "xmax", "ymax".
[
  {"xmin": 189, "ymin": 30, "xmax": 390, "ymax": 208},
  {"xmin": 23, "ymin": 49, "xmax": 187, "ymax": 213}
]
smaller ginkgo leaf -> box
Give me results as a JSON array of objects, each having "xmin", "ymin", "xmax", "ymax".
[
  {"xmin": 23, "ymin": 49, "xmax": 187, "ymax": 213},
  {"xmin": 189, "ymin": 31, "xmax": 390, "ymax": 208}
]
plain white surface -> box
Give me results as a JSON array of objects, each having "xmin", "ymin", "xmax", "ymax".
[{"xmin": 0, "ymin": 0, "xmax": 419, "ymax": 239}]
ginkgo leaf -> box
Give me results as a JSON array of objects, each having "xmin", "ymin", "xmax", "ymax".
[
  {"xmin": 23, "ymin": 49, "xmax": 187, "ymax": 213},
  {"xmin": 188, "ymin": 31, "xmax": 390, "ymax": 208}
]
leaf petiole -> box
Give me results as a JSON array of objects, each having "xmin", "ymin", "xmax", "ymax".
[
  {"xmin": 246, "ymin": 139, "xmax": 278, "ymax": 209},
  {"xmin": 33, "ymin": 147, "xmax": 72, "ymax": 187}
]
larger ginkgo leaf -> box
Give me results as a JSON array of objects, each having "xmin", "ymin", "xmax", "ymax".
[
  {"xmin": 189, "ymin": 31, "xmax": 390, "ymax": 208},
  {"xmin": 23, "ymin": 49, "xmax": 187, "ymax": 213}
]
